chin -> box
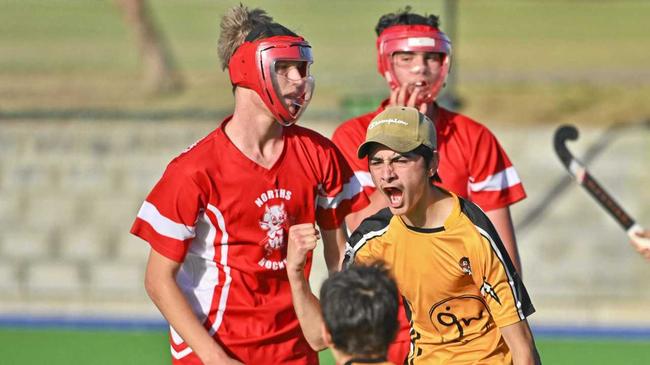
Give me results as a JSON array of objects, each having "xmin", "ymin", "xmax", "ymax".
[{"xmin": 387, "ymin": 205, "xmax": 409, "ymax": 216}]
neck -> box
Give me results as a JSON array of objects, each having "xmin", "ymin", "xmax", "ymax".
[
  {"xmin": 335, "ymin": 349, "xmax": 386, "ymax": 365},
  {"xmin": 225, "ymin": 87, "xmax": 285, "ymax": 167},
  {"xmin": 402, "ymin": 185, "xmax": 450, "ymax": 228},
  {"xmin": 425, "ymin": 101, "xmax": 438, "ymax": 121}
]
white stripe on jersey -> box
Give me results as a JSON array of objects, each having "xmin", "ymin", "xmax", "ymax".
[
  {"xmin": 349, "ymin": 226, "xmax": 390, "ymax": 255},
  {"xmin": 169, "ymin": 208, "xmax": 221, "ymax": 360},
  {"xmin": 316, "ymin": 174, "xmax": 365, "ymax": 209},
  {"xmin": 207, "ymin": 204, "xmax": 233, "ymax": 336},
  {"xmin": 171, "ymin": 345, "xmax": 193, "ymax": 360},
  {"xmin": 137, "ymin": 201, "xmax": 195, "ymax": 240},
  {"xmin": 182, "ymin": 209, "xmax": 219, "ymax": 319},
  {"xmin": 474, "ymin": 225, "xmax": 525, "ymax": 320},
  {"xmin": 355, "ymin": 171, "xmax": 375, "ymax": 188},
  {"xmin": 468, "ymin": 166, "xmax": 521, "ymax": 192}
]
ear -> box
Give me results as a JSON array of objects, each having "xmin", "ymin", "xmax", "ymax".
[{"xmin": 429, "ymin": 151, "xmax": 440, "ymax": 177}]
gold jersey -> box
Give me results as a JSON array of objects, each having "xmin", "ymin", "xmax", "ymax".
[{"xmin": 344, "ymin": 192, "xmax": 534, "ymax": 364}]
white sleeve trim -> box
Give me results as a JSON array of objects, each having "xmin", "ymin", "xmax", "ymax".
[
  {"xmin": 354, "ymin": 171, "xmax": 375, "ymax": 188},
  {"xmin": 137, "ymin": 201, "xmax": 195, "ymax": 241},
  {"xmin": 468, "ymin": 166, "xmax": 521, "ymax": 192},
  {"xmin": 316, "ymin": 174, "xmax": 366, "ymax": 209}
]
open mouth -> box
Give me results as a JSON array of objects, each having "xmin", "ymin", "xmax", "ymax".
[{"xmin": 383, "ymin": 187, "xmax": 403, "ymax": 207}]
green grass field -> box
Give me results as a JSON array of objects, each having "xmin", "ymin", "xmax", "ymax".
[
  {"xmin": 2, "ymin": 328, "xmax": 649, "ymax": 365},
  {"xmin": 1, "ymin": 0, "xmax": 650, "ymax": 124}
]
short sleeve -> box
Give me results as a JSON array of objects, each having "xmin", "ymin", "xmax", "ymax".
[
  {"xmin": 332, "ymin": 117, "xmax": 377, "ymax": 196},
  {"xmin": 467, "ymin": 215, "xmax": 535, "ymax": 328},
  {"xmin": 315, "ymin": 144, "xmax": 369, "ymax": 230},
  {"xmin": 467, "ymin": 127, "xmax": 526, "ymax": 211},
  {"xmin": 130, "ymin": 161, "xmax": 206, "ymax": 262}
]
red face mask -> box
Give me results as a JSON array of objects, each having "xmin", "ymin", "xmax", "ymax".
[
  {"xmin": 229, "ymin": 35, "xmax": 315, "ymax": 126},
  {"xmin": 377, "ymin": 25, "xmax": 452, "ymax": 104}
]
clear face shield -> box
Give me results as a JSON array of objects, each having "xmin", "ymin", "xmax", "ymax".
[
  {"xmin": 390, "ymin": 51, "xmax": 447, "ymax": 105},
  {"xmin": 377, "ymin": 26, "xmax": 452, "ymax": 105},
  {"xmin": 269, "ymin": 59, "xmax": 315, "ymax": 126}
]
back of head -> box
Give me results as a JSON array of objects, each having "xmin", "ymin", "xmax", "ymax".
[
  {"xmin": 217, "ymin": 4, "xmax": 297, "ymax": 70},
  {"xmin": 375, "ymin": 5, "xmax": 440, "ymax": 36},
  {"xmin": 320, "ymin": 262, "xmax": 399, "ymax": 357}
]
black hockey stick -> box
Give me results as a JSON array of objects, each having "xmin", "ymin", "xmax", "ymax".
[{"xmin": 553, "ymin": 125, "xmax": 649, "ymax": 249}]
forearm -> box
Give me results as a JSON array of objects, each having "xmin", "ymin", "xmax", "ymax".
[
  {"xmin": 287, "ymin": 271, "xmax": 327, "ymax": 350},
  {"xmin": 500, "ymin": 320, "xmax": 541, "ymax": 365},
  {"xmin": 486, "ymin": 207, "xmax": 522, "ymax": 274},
  {"xmin": 145, "ymin": 252, "xmax": 234, "ymax": 364},
  {"xmin": 322, "ymin": 228, "xmax": 348, "ymax": 273}
]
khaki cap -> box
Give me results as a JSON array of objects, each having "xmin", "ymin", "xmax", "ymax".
[{"xmin": 357, "ymin": 106, "xmax": 436, "ymax": 158}]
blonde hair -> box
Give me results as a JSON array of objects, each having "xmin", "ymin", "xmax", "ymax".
[{"xmin": 217, "ymin": 4, "xmax": 273, "ymax": 70}]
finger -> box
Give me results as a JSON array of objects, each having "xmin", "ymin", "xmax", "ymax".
[
  {"xmin": 407, "ymin": 86, "xmax": 420, "ymax": 108},
  {"xmin": 396, "ymin": 83, "xmax": 409, "ymax": 106},
  {"xmin": 419, "ymin": 102, "xmax": 428, "ymax": 114},
  {"xmin": 389, "ymin": 87, "xmax": 399, "ymax": 106}
]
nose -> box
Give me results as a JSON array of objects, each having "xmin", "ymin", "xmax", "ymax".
[
  {"xmin": 379, "ymin": 162, "xmax": 397, "ymax": 182},
  {"xmin": 409, "ymin": 54, "xmax": 428, "ymax": 74},
  {"xmin": 285, "ymin": 66, "xmax": 303, "ymax": 82}
]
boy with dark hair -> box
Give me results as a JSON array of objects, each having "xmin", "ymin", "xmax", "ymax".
[
  {"xmin": 332, "ymin": 8, "xmax": 528, "ymax": 362},
  {"xmin": 289, "ymin": 107, "xmax": 540, "ymax": 364},
  {"xmin": 320, "ymin": 263, "xmax": 399, "ymax": 365},
  {"xmin": 131, "ymin": 4, "xmax": 367, "ymax": 364}
]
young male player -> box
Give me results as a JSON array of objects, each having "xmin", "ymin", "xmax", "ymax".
[
  {"xmin": 130, "ymin": 5, "xmax": 367, "ymax": 365},
  {"xmin": 332, "ymin": 10, "xmax": 528, "ymax": 362},
  {"xmin": 320, "ymin": 263, "xmax": 399, "ymax": 365},
  {"xmin": 332, "ymin": 7, "xmax": 526, "ymax": 273},
  {"xmin": 288, "ymin": 107, "xmax": 540, "ymax": 364}
]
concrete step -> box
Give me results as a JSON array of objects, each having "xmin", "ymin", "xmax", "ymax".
[
  {"xmin": 0, "ymin": 229, "xmax": 53, "ymax": 261},
  {"xmin": 22, "ymin": 194, "xmax": 79, "ymax": 230},
  {"xmin": 116, "ymin": 231, "xmax": 151, "ymax": 264},
  {"xmin": 89, "ymin": 262, "xmax": 145, "ymax": 298},
  {"xmin": 0, "ymin": 261, "xmax": 21, "ymax": 296},
  {"xmin": 59, "ymin": 229, "xmax": 111, "ymax": 262},
  {"xmin": 25, "ymin": 261, "xmax": 83, "ymax": 297}
]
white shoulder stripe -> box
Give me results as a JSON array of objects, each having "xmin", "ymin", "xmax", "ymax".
[
  {"xmin": 469, "ymin": 166, "xmax": 521, "ymax": 192},
  {"xmin": 474, "ymin": 225, "xmax": 525, "ymax": 320},
  {"xmin": 350, "ymin": 226, "xmax": 390, "ymax": 255},
  {"xmin": 316, "ymin": 174, "xmax": 365, "ymax": 209},
  {"xmin": 354, "ymin": 171, "xmax": 375, "ymax": 188},
  {"xmin": 137, "ymin": 201, "xmax": 195, "ymax": 240}
]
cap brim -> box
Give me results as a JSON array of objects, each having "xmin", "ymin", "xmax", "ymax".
[{"xmin": 357, "ymin": 137, "xmax": 422, "ymax": 159}]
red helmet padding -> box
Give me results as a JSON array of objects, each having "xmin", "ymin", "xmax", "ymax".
[
  {"xmin": 376, "ymin": 25, "xmax": 452, "ymax": 101},
  {"xmin": 229, "ymin": 35, "xmax": 313, "ymax": 125}
]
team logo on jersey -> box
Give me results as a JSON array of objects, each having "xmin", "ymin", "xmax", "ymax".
[
  {"xmin": 480, "ymin": 277, "xmax": 501, "ymax": 305},
  {"xmin": 459, "ymin": 257, "xmax": 472, "ymax": 275},
  {"xmin": 429, "ymin": 295, "xmax": 490, "ymax": 343},
  {"xmin": 259, "ymin": 203, "xmax": 287, "ymax": 256}
]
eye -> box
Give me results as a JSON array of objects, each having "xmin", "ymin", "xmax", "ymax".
[{"xmin": 424, "ymin": 53, "xmax": 442, "ymax": 63}]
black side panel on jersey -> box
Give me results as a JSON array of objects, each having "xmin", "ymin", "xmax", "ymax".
[
  {"xmin": 343, "ymin": 207, "xmax": 393, "ymax": 269},
  {"xmin": 458, "ymin": 198, "xmax": 536, "ymax": 318}
]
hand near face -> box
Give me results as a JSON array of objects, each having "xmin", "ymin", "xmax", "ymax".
[
  {"xmin": 389, "ymin": 84, "xmax": 429, "ymax": 115},
  {"xmin": 287, "ymin": 223, "xmax": 321, "ymax": 276}
]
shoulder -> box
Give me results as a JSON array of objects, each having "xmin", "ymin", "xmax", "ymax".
[
  {"xmin": 165, "ymin": 128, "xmax": 221, "ymax": 175},
  {"xmin": 348, "ymin": 208, "xmax": 393, "ymax": 248},
  {"xmin": 438, "ymin": 106, "xmax": 491, "ymax": 134},
  {"xmin": 457, "ymin": 196, "xmax": 501, "ymax": 244},
  {"xmin": 288, "ymin": 125, "xmax": 337, "ymax": 149}
]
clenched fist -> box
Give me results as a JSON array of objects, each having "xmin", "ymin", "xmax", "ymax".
[{"xmin": 286, "ymin": 223, "xmax": 321, "ymax": 277}]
